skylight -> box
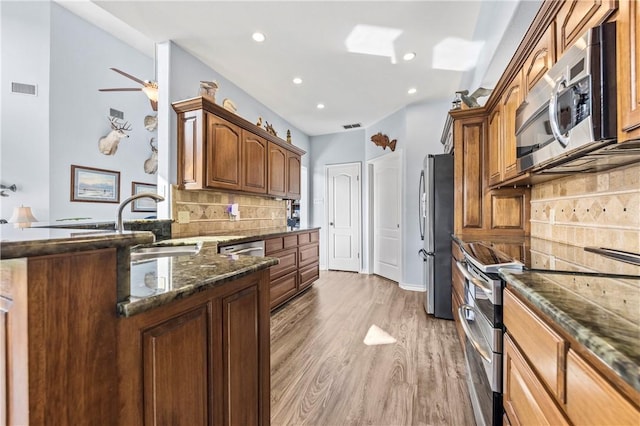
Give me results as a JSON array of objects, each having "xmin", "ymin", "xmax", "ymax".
[
  {"xmin": 432, "ymin": 37, "xmax": 485, "ymax": 71},
  {"xmin": 345, "ymin": 24, "xmax": 403, "ymax": 63}
]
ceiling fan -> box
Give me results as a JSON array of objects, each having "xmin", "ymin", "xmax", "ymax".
[{"xmin": 99, "ymin": 68, "xmax": 158, "ymax": 111}]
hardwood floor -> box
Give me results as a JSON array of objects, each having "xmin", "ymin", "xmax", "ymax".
[{"xmin": 270, "ymin": 271, "xmax": 475, "ymax": 426}]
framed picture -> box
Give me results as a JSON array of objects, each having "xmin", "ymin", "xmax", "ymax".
[
  {"xmin": 131, "ymin": 181, "xmax": 158, "ymax": 212},
  {"xmin": 70, "ymin": 165, "xmax": 120, "ymax": 203}
]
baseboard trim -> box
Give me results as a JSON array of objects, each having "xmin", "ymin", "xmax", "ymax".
[{"xmin": 399, "ymin": 282, "xmax": 425, "ymax": 292}]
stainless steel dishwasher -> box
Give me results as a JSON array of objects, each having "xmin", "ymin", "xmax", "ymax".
[{"xmin": 218, "ymin": 240, "xmax": 265, "ymax": 256}]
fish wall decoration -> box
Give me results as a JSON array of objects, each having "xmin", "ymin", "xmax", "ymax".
[{"xmin": 371, "ymin": 132, "xmax": 397, "ymax": 152}]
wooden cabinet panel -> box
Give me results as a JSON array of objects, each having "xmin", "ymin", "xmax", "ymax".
[
  {"xmin": 487, "ymin": 108, "xmax": 502, "ymax": 187},
  {"xmin": 489, "ymin": 189, "xmax": 530, "ymax": 232},
  {"xmin": 143, "ymin": 305, "xmax": 212, "ymax": 426},
  {"xmin": 501, "ymin": 71, "xmax": 523, "ymax": 181},
  {"xmin": 555, "ymin": 0, "xmax": 617, "ymax": 56},
  {"xmin": 287, "ymin": 152, "xmax": 301, "ymax": 200},
  {"xmin": 265, "ymin": 237, "xmax": 284, "ymax": 255},
  {"xmin": 283, "ymin": 235, "xmax": 298, "ymax": 249},
  {"xmin": 178, "ymin": 110, "xmax": 205, "ymax": 190},
  {"xmin": 206, "ymin": 113, "xmax": 242, "ymax": 190},
  {"xmin": 299, "ymin": 243, "xmax": 319, "ymax": 268},
  {"xmin": 242, "ymin": 131, "xmax": 267, "ymax": 194},
  {"xmin": 523, "ymin": 23, "xmax": 556, "ymax": 96},
  {"xmin": 309, "ymin": 230, "xmax": 319, "ymax": 243},
  {"xmin": 269, "ymin": 248, "xmax": 297, "ymax": 280},
  {"xmin": 451, "ymin": 270, "xmax": 465, "ymax": 350},
  {"xmin": 453, "ymin": 116, "xmax": 486, "ymax": 234},
  {"xmin": 222, "ymin": 286, "xmax": 260, "ymax": 426},
  {"xmin": 268, "ymin": 142, "xmax": 287, "ymax": 197},
  {"xmin": 298, "ymin": 262, "xmax": 319, "ymax": 290},
  {"xmin": 504, "ymin": 334, "xmax": 570, "ymax": 426},
  {"xmin": 504, "ymin": 289, "xmax": 567, "ymax": 401},
  {"xmin": 270, "ymin": 271, "xmax": 298, "ymax": 308},
  {"xmin": 618, "ymin": 0, "xmax": 640, "ymax": 141},
  {"xmin": 566, "ymin": 350, "xmax": 640, "ymax": 425}
]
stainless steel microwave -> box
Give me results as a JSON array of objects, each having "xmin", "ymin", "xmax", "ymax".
[{"xmin": 515, "ymin": 22, "xmax": 618, "ymax": 173}]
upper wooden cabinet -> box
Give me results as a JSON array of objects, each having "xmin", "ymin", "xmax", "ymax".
[
  {"xmin": 555, "ymin": 0, "xmax": 617, "ymax": 56},
  {"xmin": 173, "ymin": 97, "xmax": 305, "ymax": 199},
  {"xmin": 523, "ymin": 23, "xmax": 556, "ymax": 97},
  {"xmin": 500, "ymin": 71, "xmax": 523, "ymax": 182},
  {"xmin": 487, "ymin": 108, "xmax": 502, "ymax": 187},
  {"xmin": 617, "ymin": 0, "xmax": 640, "ymax": 142}
]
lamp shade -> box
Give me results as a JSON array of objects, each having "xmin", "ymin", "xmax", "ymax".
[{"xmin": 9, "ymin": 206, "xmax": 38, "ymax": 228}]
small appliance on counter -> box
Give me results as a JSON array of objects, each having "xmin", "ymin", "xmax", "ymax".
[{"xmin": 418, "ymin": 153, "xmax": 454, "ymax": 319}]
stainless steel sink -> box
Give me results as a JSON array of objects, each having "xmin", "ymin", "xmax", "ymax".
[{"xmin": 130, "ymin": 242, "xmax": 203, "ymax": 262}]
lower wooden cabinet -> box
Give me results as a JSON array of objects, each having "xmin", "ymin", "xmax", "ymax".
[
  {"xmin": 451, "ymin": 241, "xmax": 466, "ymax": 349},
  {"xmin": 266, "ymin": 229, "xmax": 320, "ymax": 310},
  {"xmin": 118, "ymin": 269, "xmax": 270, "ymax": 426}
]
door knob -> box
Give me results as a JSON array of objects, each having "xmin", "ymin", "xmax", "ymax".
[{"xmin": 330, "ymin": 222, "xmax": 334, "ymax": 226}]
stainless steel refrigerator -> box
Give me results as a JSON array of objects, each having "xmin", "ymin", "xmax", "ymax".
[{"xmin": 418, "ymin": 154, "xmax": 454, "ymax": 319}]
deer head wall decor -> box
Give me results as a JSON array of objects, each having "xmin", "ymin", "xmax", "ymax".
[
  {"xmin": 144, "ymin": 138, "xmax": 158, "ymax": 174},
  {"xmin": 98, "ymin": 116, "xmax": 132, "ymax": 155}
]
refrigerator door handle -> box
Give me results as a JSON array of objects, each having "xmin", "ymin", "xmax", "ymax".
[
  {"xmin": 418, "ymin": 170, "xmax": 425, "ymax": 241},
  {"xmin": 418, "ymin": 248, "xmax": 434, "ymax": 260}
]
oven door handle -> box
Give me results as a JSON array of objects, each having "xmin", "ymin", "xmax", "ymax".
[
  {"xmin": 458, "ymin": 305, "xmax": 492, "ymax": 364},
  {"xmin": 455, "ymin": 261, "xmax": 493, "ymax": 296},
  {"xmin": 227, "ymin": 247, "xmax": 264, "ymax": 255}
]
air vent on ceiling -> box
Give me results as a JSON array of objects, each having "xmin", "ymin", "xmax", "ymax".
[
  {"xmin": 342, "ymin": 123, "xmax": 362, "ymax": 129},
  {"xmin": 109, "ymin": 108, "xmax": 124, "ymax": 120},
  {"xmin": 11, "ymin": 82, "xmax": 37, "ymax": 96}
]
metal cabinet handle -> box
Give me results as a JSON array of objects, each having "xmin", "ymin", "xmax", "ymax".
[
  {"xmin": 455, "ymin": 261, "xmax": 493, "ymax": 296},
  {"xmin": 457, "ymin": 304, "xmax": 492, "ymax": 363},
  {"xmin": 229, "ymin": 247, "xmax": 264, "ymax": 255}
]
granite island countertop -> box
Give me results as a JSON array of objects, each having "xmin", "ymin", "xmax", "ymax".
[{"xmin": 500, "ymin": 268, "xmax": 640, "ymax": 392}]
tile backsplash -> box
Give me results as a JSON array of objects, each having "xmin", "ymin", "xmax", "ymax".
[
  {"xmin": 530, "ymin": 162, "xmax": 640, "ymax": 253},
  {"xmin": 171, "ymin": 186, "xmax": 287, "ymax": 238}
]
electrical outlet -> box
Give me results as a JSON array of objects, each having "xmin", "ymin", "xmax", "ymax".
[{"xmin": 178, "ymin": 211, "xmax": 190, "ymax": 224}]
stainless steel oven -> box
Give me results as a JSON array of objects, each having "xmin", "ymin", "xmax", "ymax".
[{"xmin": 456, "ymin": 242, "xmax": 522, "ymax": 426}]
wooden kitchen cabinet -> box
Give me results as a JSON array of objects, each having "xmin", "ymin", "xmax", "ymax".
[
  {"xmin": 555, "ymin": 0, "xmax": 617, "ymax": 56},
  {"xmin": 450, "ymin": 241, "xmax": 466, "ymax": 350},
  {"xmin": 617, "ymin": 0, "xmax": 640, "ymax": 142},
  {"xmin": 500, "ymin": 71, "xmax": 523, "ymax": 182},
  {"xmin": 265, "ymin": 229, "xmax": 319, "ymax": 310},
  {"xmin": 173, "ymin": 97, "xmax": 305, "ymax": 199},
  {"xmin": 522, "ymin": 23, "xmax": 556, "ymax": 96},
  {"xmin": 487, "ymin": 107, "xmax": 503, "ymax": 187},
  {"xmin": 118, "ymin": 269, "xmax": 271, "ymax": 426},
  {"xmin": 242, "ymin": 130, "xmax": 268, "ymax": 194}
]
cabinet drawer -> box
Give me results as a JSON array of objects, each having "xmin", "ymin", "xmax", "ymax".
[
  {"xmin": 298, "ymin": 230, "xmax": 319, "ymax": 245},
  {"xmin": 269, "ymin": 248, "xmax": 297, "ymax": 280},
  {"xmin": 566, "ymin": 349, "xmax": 640, "ymax": 425},
  {"xmin": 298, "ymin": 243, "xmax": 319, "ymax": 267},
  {"xmin": 265, "ymin": 237, "xmax": 283, "ymax": 255},
  {"xmin": 270, "ymin": 271, "xmax": 297, "ymax": 308},
  {"xmin": 503, "ymin": 334, "xmax": 569, "ymax": 426},
  {"xmin": 283, "ymin": 235, "xmax": 297, "ymax": 249},
  {"xmin": 504, "ymin": 289, "xmax": 566, "ymax": 401},
  {"xmin": 298, "ymin": 262, "xmax": 319, "ymax": 290}
]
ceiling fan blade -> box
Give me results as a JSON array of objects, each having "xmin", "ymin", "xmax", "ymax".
[
  {"xmin": 99, "ymin": 88, "xmax": 143, "ymax": 92},
  {"xmin": 109, "ymin": 67, "xmax": 146, "ymax": 85}
]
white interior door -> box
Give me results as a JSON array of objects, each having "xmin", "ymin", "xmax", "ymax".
[
  {"xmin": 373, "ymin": 152, "xmax": 401, "ymax": 282},
  {"xmin": 327, "ymin": 163, "xmax": 361, "ymax": 272}
]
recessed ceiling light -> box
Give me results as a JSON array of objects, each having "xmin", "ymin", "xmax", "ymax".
[
  {"xmin": 252, "ymin": 32, "xmax": 266, "ymax": 43},
  {"xmin": 403, "ymin": 52, "xmax": 416, "ymax": 61},
  {"xmin": 408, "ymin": 87, "xmax": 417, "ymax": 95},
  {"xmin": 293, "ymin": 77, "xmax": 303, "ymax": 85},
  {"xmin": 317, "ymin": 103, "xmax": 325, "ymax": 109}
]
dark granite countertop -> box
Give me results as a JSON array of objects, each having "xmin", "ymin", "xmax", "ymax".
[
  {"xmin": 168, "ymin": 226, "xmax": 321, "ymax": 250},
  {"xmin": 500, "ymin": 268, "xmax": 640, "ymax": 392},
  {"xmin": 0, "ymin": 223, "xmax": 154, "ymax": 259},
  {"xmin": 120, "ymin": 251, "xmax": 278, "ymax": 317}
]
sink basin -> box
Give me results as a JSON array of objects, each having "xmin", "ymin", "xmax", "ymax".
[{"xmin": 130, "ymin": 242, "xmax": 203, "ymax": 262}]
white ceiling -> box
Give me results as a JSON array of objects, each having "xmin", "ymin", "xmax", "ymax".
[{"xmin": 58, "ymin": 0, "xmax": 541, "ymax": 136}]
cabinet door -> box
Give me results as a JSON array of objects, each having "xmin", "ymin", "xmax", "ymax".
[
  {"xmin": 453, "ymin": 115, "xmax": 486, "ymax": 234},
  {"xmin": 287, "ymin": 152, "xmax": 301, "ymax": 200},
  {"xmin": 242, "ymin": 131, "xmax": 267, "ymax": 194},
  {"xmin": 222, "ymin": 285, "xmax": 260, "ymax": 426},
  {"xmin": 523, "ymin": 24, "xmax": 556, "ymax": 97},
  {"xmin": 503, "ymin": 334, "xmax": 570, "ymax": 426},
  {"xmin": 206, "ymin": 113, "xmax": 242, "ymax": 190},
  {"xmin": 618, "ymin": 0, "xmax": 640, "ymax": 142},
  {"xmin": 501, "ymin": 71, "xmax": 523, "ymax": 181},
  {"xmin": 142, "ymin": 305, "xmax": 213, "ymax": 426},
  {"xmin": 268, "ymin": 142, "xmax": 287, "ymax": 197},
  {"xmin": 555, "ymin": 0, "xmax": 617, "ymax": 56},
  {"xmin": 178, "ymin": 110, "xmax": 205, "ymax": 190},
  {"xmin": 487, "ymin": 108, "xmax": 502, "ymax": 187}
]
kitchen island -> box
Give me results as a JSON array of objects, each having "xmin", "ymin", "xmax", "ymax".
[{"xmin": 0, "ymin": 224, "xmax": 276, "ymax": 425}]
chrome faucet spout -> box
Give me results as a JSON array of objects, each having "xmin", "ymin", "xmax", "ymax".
[{"xmin": 116, "ymin": 192, "xmax": 165, "ymax": 232}]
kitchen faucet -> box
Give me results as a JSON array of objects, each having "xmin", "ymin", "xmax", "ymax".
[{"xmin": 116, "ymin": 192, "xmax": 165, "ymax": 232}]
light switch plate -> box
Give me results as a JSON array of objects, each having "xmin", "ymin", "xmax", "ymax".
[{"xmin": 178, "ymin": 211, "xmax": 190, "ymax": 224}]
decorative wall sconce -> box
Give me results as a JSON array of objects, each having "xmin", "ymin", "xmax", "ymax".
[{"xmin": 1, "ymin": 184, "xmax": 17, "ymax": 197}]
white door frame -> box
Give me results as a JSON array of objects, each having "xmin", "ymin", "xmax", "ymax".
[
  {"xmin": 366, "ymin": 149, "xmax": 403, "ymax": 280},
  {"xmin": 325, "ymin": 162, "xmax": 362, "ymax": 272}
]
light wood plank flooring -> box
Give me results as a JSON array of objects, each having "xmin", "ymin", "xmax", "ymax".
[{"xmin": 271, "ymin": 271, "xmax": 475, "ymax": 426}]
